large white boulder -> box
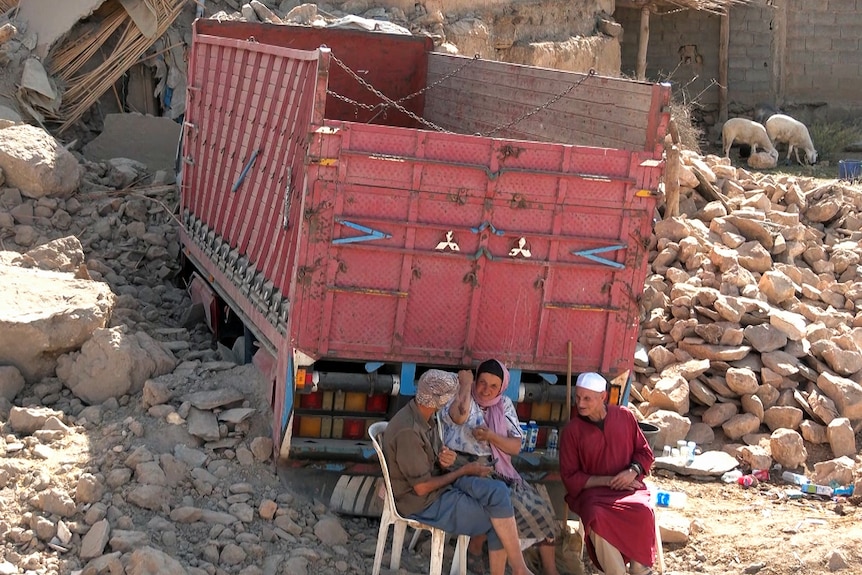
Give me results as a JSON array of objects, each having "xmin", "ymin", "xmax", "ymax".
[
  {"xmin": 0, "ymin": 124, "xmax": 82, "ymax": 198},
  {"xmin": 0, "ymin": 261, "xmax": 115, "ymax": 383}
]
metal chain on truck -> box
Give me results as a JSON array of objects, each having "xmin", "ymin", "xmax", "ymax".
[
  {"xmin": 481, "ymin": 69, "xmax": 597, "ymax": 137},
  {"xmin": 328, "ymin": 53, "xmax": 596, "ymax": 137},
  {"xmin": 327, "ymin": 54, "xmax": 452, "ymax": 133},
  {"xmin": 329, "ymin": 52, "xmax": 480, "ymax": 109}
]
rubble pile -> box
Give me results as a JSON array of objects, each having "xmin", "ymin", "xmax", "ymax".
[
  {"xmin": 1, "ymin": 113, "xmax": 862, "ymax": 573},
  {"xmin": 635, "ymin": 151, "xmax": 862, "ymax": 479},
  {"xmin": 0, "ymin": 123, "xmax": 410, "ymax": 574}
]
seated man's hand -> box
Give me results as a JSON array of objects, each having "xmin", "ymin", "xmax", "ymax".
[
  {"xmin": 461, "ymin": 461, "xmax": 494, "ymax": 478},
  {"xmin": 438, "ymin": 446, "xmax": 456, "ymax": 469},
  {"xmin": 608, "ymin": 467, "xmax": 641, "ymax": 490}
]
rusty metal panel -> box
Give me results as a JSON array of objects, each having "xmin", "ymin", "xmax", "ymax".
[
  {"xmin": 180, "ymin": 22, "xmax": 323, "ymax": 350},
  {"xmin": 193, "ymin": 20, "xmax": 433, "ymax": 128},
  {"xmin": 296, "ymin": 123, "xmax": 660, "ymax": 374}
]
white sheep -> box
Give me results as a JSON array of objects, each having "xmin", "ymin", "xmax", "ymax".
[
  {"xmin": 721, "ymin": 118, "xmax": 778, "ymax": 160},
  {"xmin": 765, "ymin": 114, "xmax": 818, "ymax": 165}
]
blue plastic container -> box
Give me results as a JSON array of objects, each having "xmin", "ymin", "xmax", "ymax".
[{"xmin": 838, "ymin": 159, "xmax": 862, "ymax": 180}]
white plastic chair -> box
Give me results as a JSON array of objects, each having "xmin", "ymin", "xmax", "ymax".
[{"xmin": 368, "ymin": 421, "xmax": 469, "ymax": 575}]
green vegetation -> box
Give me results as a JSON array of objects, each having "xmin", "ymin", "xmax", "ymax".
[{"xmin": 808, "ymin": 120, "xmax": 862, "ymax": 163}]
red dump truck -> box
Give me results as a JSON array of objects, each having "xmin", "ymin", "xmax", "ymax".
[{"xmin": 178, "ymin": 19, "xmax": 670, "ymax": 508}]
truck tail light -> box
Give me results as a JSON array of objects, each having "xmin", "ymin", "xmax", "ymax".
[
  {"xmin": 344, "ymin": 393, "xmax": 366, "ymax": 411},
  {"xmin": 531, "ymin": 402, "xmax": 552, "ymax": 421},
  {"xmin": 297, "ymin": 415, "xmax": 322, "ymax": 437},
  {"xmin": 343, "ymin": 418, "xmax": 365, "ymax": 440},
  {"xmin": 365, "ymin": 393, "xmax": 389, "ymax": 413},
  {"xmin": 296, "ymin": 368, "xmax": 308, "ymax": 390},
  {"xmin": 299, "ymin": 391, "xmax": 323, "ymax": 409}
]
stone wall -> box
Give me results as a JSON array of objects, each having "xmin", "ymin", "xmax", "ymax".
[
  {"xmin": 359, "ymin": 0, "xmax": 620, "ymax": 74},
  {"xmin": 726, "ymin": 0, "xmax": 774, "ymax": 107},
  {"xmin": 616, "ymin": 0, "xmax": 862, "ymax": 121},
  {"xmin": 441, "ymin": 0, "xmax": 621, "ymax": 75}
]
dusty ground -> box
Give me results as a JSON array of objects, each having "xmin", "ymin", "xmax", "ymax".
[{"xmin": 648, "ymin": 472, "xmax": 862, "ymax": 575}]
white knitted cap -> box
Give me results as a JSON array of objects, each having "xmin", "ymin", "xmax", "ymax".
[{"xmin": 576, "ymin": 372, "xmax": 607, "ymax": 393}]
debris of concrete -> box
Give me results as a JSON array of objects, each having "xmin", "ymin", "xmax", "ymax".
[
  {"xmin": 82, "ymin": 113, "xmax": 181, "ymax": 172},
  {"xmin": 17, "ymin": 0, "xmax": 106, "ymax": 58}
]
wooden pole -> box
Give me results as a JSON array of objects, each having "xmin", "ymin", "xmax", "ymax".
[
  {"xmin": 566, "ymin": 341, "xmax": 573, "ymax": 422},
  {"xmin": 719, "ymin": 8, "xmax": 730, "ymax": 123},
  {"xmin": 664, "ymin": 144, "xmax": 681, "ymax": 219},
  {"xmin": 636, "ymin": 6, "xmax": 650, "ymax": 81}
]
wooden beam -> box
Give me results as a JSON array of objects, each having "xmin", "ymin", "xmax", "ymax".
[
  {"xmin": 772, "ymin": 1, "xmax": 786, "ymax": 104},
  {"xmin": 664, "ymin": 144, "xmax": 680, "ymax": 219},
  {"xmin": 718, "ymin": 8, "xmax": 729, "ymax": 123},
  {"xmin": 636, "ymin": 6, "xmax": 650, "ymax": 81}
]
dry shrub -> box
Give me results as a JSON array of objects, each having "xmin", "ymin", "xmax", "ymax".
[{"xmin": 669, "ymin": 100, "xmax": 703, "ymax": 153}]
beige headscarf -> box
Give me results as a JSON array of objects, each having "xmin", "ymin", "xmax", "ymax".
[{"xmin": 415, "ymin": 369, "xmax": 458, "ymax": 409}]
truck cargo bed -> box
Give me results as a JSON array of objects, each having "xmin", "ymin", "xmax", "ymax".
[{"xmin": 179, "ymin": 20, "xmax": 670, "ymax": 457}]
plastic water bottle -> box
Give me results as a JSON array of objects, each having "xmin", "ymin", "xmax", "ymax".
[
  {"xmin": 685, "ymin": 441, "xmax": 696, "ymax": 466},
  {"xmin": 526, "ymin": 421, "xmax": 538, "ymax": 453},
  {"xmin": 653, "ymin": 489, "xmax": 687, "ymax": 508},
  {"xmin": 547, "ymin": 428, "xmax": 559, "ymax": 458},
  {"xmin": 676, "ymin": 440, "xmax": 688, "ymax": 465},
  {"xmin": 721, "ymin": 469, "xmax": 743, "ymax": 483},
  {"xmin": 781, "ymin": 471, "xmax": 809, "ymax": 486}
]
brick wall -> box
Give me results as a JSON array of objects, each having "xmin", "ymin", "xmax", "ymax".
[
  {"xmin": 616, "ymin": 0, "xmax": 862, "ymax": 118},
  {"xmin": 727, "ymin": 0, "xmax": 774, "ymax": 106},
  {"xmin": 783, "ymin": 0, "xmax": 862, "ymax": 109}
]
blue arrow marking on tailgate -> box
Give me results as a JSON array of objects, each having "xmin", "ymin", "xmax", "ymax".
[
  {"xmin": 572, "ymin": 244, "xmax": 627, "ymax": 269},
  {"xmin": 333, "ymin": 219, "xmax": 391, "ymax": 244}
]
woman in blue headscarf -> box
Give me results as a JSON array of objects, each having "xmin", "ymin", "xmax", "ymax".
[{"xmin": 442, "ymin": 359, "xmax": 560, "ymax": 575}]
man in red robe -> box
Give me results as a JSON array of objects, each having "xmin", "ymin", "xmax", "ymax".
[{"xmin": 560, "ymin": 372, "xmax": 657, "ymax": 575}]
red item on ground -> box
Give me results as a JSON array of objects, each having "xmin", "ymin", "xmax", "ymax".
[{"xmin": 738, "ymin": 474, "xmax": 759, "ymax": 487}]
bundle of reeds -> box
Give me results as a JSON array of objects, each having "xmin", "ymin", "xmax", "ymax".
[{"xmin": 44, "ymin": 0, "xmax": 187, "ymax": 133}]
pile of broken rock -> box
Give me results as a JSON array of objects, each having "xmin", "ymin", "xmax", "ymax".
[
  {"xmin": 1, "ymin": 115, "xmax": 862, "ymax": 575},
  {"xmin": 634, "ymin": 151, "xmax": 862, "ymax": 492},
  {"xmin": 1, "ymin": 120, "xmax": 399, "ymax": 575}
]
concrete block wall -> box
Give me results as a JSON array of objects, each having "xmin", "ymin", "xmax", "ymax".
[
  {"xmin": 727, "ymin": 0, "xmax": 774, "ymax": 106},
  {"xmin": 616, "ymin": 7, "xmax": 721, "ymax": 106},
  {"xmin": 783, "ymin": 0, "xmax": 862, "ymax": 107},
  {"xmin": 616, "ymin": 0, "xmax": 862, "ymax": 118}
]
